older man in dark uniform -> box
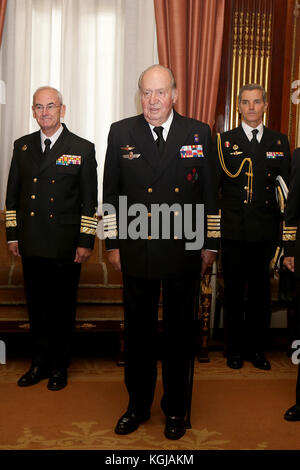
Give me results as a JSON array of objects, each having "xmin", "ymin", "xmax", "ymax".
[
  {"xmin": 5, "ymin": 86, "xmax": 98, "ymax": 390},
  {"xmin": 103, "ymin": 64, "xmax": 220, "ymax": 440},
  {"xmin": 216, "ymin": 84, "xmax": 290, "ymax": 370}
]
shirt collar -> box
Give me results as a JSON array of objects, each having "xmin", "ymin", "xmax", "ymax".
[
  {"xmin": 40, "ymin": 124, "xmax": 64, "ymax": 149},
  {"xmin": 242, "ymin": 121, "xmax": 264, "ymax": 142},
  {"xmin": 149, "ymin": 110, "xmax": 174, "ymax": 140}
]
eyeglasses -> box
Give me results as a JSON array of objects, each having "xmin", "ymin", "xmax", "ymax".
[{"xmin": 34, "ymin": 104, "xmax": 61, "ymax": 112}]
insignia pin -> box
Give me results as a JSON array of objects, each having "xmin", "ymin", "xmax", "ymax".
[
  {"xmin": 233, "ymin": 144, "xmax": 239, "ymax": 150},
  {"xmin": 224, "ymin": 141, "xmax": 230, "ymax": 148}
]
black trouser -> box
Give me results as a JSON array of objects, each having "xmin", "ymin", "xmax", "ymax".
[
  {"xmin": 122, "ymin": 274, "xmax": 199, "ymax": 418},
  {"xmin": 22, "ymin": 257, "xmax": 81, "ymax": 370},
  {"xmin": 221, "ymin": 239, "xmax": 276, "ymax": 356}
]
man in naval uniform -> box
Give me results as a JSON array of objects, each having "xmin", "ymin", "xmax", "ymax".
[
  {"xmin": 103, "ymin": 65, "xmax": 220, "ymax": 440},
  {"xmin": 282, "ymin": 147, "xmax": 300, "ymax": 421},
  {"xmin": 5, "ymin": 86, "xmax": 98, "ymax": 390},
  {"xmin": 215, "ymin": 84, "xmax": 290, "ymax": 370}
]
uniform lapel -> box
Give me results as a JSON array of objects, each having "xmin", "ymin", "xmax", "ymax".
[
  {"xmin": 259, "ymin": 126, "xmax": 277, "ymax": 154},
  {"xmin": 151, "ymin": 111, "xmax": 189, "ymax": 185},
  {"xmin": 25, "ymin": 132, "xmax": 43, "ymax": 168},
  {"xmin": 130, "ymin": 114, "xmax": 158, "ymax": 172},
  {"xmin": 232, "ymin": 125, "xmax": 253, "ymax": 158}
]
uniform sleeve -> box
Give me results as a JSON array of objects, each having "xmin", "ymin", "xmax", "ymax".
[
  {"xmin": 5, "ymin": 143, "xmax": 20, "ymax": 242},
  {"xmin": 102, "ymin": 124, "xmax": 121, "ymax": 250},
  {"xmin": 283, "ymin": 149, "xmax": 300, "ymax": 257},
  {"xmin": 202, "ymin": 125, "xmax": 220, "ymax": 251},
  {"xmin": 77, "ymin": 143, "xmax": 98, "ymax": 249}
]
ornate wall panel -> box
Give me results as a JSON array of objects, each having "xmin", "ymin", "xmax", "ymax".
[
  {"xmin": 214, "ymin": 0, "xmax": 290, "ymax": 136},
  {"xmin": 229, "ymin": 0, "xmax": 273, "ymax": 129}
]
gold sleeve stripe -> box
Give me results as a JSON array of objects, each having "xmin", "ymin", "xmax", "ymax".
[
  {"xmin": 5, "ymin": 210, "xmax": 17, "ymax": 228},
  {"xmin": 207, "ymin": 230, "xmax": 221, "ymax": 238},
  {"xmin": 283, "ymin": 222, "xmax": 297, "ymax": 241},
  {"xmin": 283, "ymin": 233, "xmax": 296, "ymax": 241},
  {"xmin": 80, "ymin": 215, "xmax": 98, "ymax": 236}
]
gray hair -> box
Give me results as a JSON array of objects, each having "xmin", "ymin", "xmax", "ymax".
[
  {"xmin": 138, "ymin": 64, "xmax": 177, "ymax": 91},
  {"xmin": 33, "ymin": 86, "xmax": 63, "ymax": 105},
  {"xmin": 238, "ymin": 84, "xmax": 267, "ymax": 103}
]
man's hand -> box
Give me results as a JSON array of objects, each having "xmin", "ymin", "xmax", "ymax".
[
  {"xmin": 108, "ymin": 248, "xmax": 121, "ymax": 271},
  {"xmin": 201, "ymin": 249, "xmax": 217, "ymax": 277},
  {"xmin": 7, "ymin": 242, "xmax": 20, "ymax": 257},
  {"xmin": 283, "ymin": 256, "xmax": 295, "ymax": 272},
  {"xmin": 74, "ymin": 247, "xmax": 92, "ymax": 264}
]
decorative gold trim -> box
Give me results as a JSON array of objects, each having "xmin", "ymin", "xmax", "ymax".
[
  {"xmin": 75, "ymin": 323, "xmax": 97, "ymax": 330},
  {"xmin": 207, "ymin": 231, "xmax": 221, "ymax": 238}
]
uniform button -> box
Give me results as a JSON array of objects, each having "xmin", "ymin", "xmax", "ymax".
[
  {"xmin": 148, "ymin": 236, "xmax": 152, "ymax": 240},
  {"xmin": 244, "ymin": 186, "xmax": 248, "ymax": 190},
  {"xmin": 174, "ymin": 211, "xmax": 180, "ymax": 216},
  {"xmin": 148, "ymin": 212, "xmax": 151, "ymax": 217},
  {"xmin": 174, "ymin": 236, "xmax": 178, "ymax": 240},
  {"xmin": 30, "ymin": 211, "xmax": 35, "ymax": 216},
  {"xmin": 33, "ymin": 178, "xmax": 38, "ymax": 183},
  {"xmin": 31, "ymin": 195, "xmax": 36, "ymax": 200},
  {"xmin": 265, "ymin": 201, "xmax": 269, "ymax": 204},
  {"xmin": 50, "ymin": 197, "xmax": 54, "ymax": 202},
  {"xmin": 148, "ymin": 188, "xmax": 152, "ymax": 193},
  {"xmin": 49, "ymin": 214, "xmax": 54, "ymax": 219},
  {"xmin": 266, "ymin": 186, "xmax": 270, "ymax": 190},
  {"xmin": 267, "ymin": 173, "xmax": 271, "ymax": 177},
  {"xmin": 51, "ymin": 179, "xmax": 56, "ymax": 184},
  {"xmin": 175, "ymin": 187, "xmax": 180, "ymax": 193},
  {"xmin": 244, "ymin": 200, "xmax": 248, "ymax": 204}
]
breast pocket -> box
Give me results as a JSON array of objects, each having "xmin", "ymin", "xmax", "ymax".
[{"xmin": 55, "ymin": 165, "xmax": 80, "ymax": 176}]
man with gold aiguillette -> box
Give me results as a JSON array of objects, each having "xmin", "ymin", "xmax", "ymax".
[{"xmin": 215, "ymin": 84, "xmax": 290, "ymax": 370}]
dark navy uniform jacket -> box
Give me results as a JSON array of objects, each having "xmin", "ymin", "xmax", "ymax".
[
  {"xmin": 216, "ymin": 125, "xmax": 291, "ymax": 242},
  {"xmin": 283, "ymin": 148, "xmax": 300, "ymax": 278},
  {"xmin": 5, "ymin": 124, "xmax": 98, "ymax": 259},
  {"xmin": 103, "ymin": 110, "xmax": 220, "ymax": 280}
]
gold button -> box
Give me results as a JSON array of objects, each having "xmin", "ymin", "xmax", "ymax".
[
  {"xmin": 266, "ymin": 201, "xmax": 269, "ymax": 204},
  {"xmin": 51, "ymin": 179, "xmax": 56, "ymax": 184},
  {"xmin": 244, "ymin": 186, "xmax": 248, "ymax": 190},
  {"xmin": 30, "ymin": 211, "xmax": 35, "ymax": 216},
  {"xmin": 31, "ymin": 195, "xmax": 36, "ymax": 200},
  {"xmin": 33, "ymin": 178, "xmax": 38, "ymax": 183},
  {"xmin": 148, "ymin": 188, "xmax": 152, "ymax": 193},
  {"xmin": 266, "ymin": 186, "xmax": 270, "ymax": 190},
  {"xmin": 49, "ymin": 214, "xmax": 54, "ymax": 219},
  {"xmin": 148, "ymin": 212, "xmax": 151, "ymax": 217},
  {"xmin": 174, "ymin": 236, "xmax": 178, "ymax": 240},
  {"xmin": 50, "ymin": 197, "xmax": 54, "ymax": 202},
  {"xmin": 244, "ymin": 200, "xmax": 248, "ymax": 204},
  {"xmin": 148, "ymin": 236, "xmax": 152, "ymax": 240},
  {"xmin": 174, "ymin": 211, "xmax": 179, "ymax": 216},
  {"xmin": 267, "ymin": 173, "xmax": 271, "ymax": 177},
  {"xmin": 175, "ymin": 187, "xmax": 180, "ymax": 193}
]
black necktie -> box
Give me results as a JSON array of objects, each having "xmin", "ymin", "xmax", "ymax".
[
  {"xmin": 153, "ymin": 126, "xmax": 165, "ymax": 155},
  {"xmin": 251, "ymin": 129, "xmax": 259, "ymax": 154},
  {"xmin": 43, "ymin": 138, "xmax": 51, "ymax": 157}
]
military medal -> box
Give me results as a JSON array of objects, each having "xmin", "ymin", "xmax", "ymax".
[
  {"xmin": 121, "ymin": 145, "xmax": 135, "ymax": 151},
  {"xmin": 194, "ymin": 134, "xmax": 199, "ymax": 143},
  {"xmin": 224, "ymin": 141, "xmax": 230, "ymax": 148}
]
